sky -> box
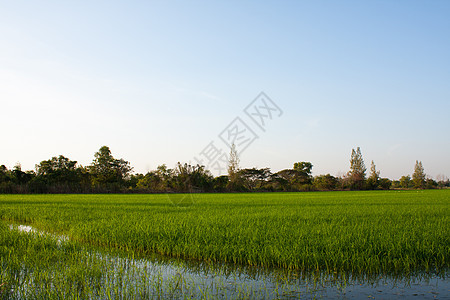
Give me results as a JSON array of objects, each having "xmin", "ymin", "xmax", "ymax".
[{"xmin": 1, "ymin": 0, "xmax": 449, "ymax": 179}]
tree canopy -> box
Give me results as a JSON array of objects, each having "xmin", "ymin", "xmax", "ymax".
[{"xmin": 0, "ymin": 146, "xmax": 443, "ymax": 194}]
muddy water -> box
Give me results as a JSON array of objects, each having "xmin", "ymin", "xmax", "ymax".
[{"xmin": 9, "ymin": 224, "xmax": 449, "ymax": 299}]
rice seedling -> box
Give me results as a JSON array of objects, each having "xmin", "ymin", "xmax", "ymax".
[{"xmin": 0, "ymin": 190, "xmax": 448, "ymax": 298}]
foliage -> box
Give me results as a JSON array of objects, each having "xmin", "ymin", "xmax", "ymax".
[
  {"xmin": 378, "ymin": 178, "xmax": 392, "ymax": 190},
  {"xmin": 212, "ymin": 175, "xmax": 229, "ymax": 192},
  {"xmin": 399, "ymin": 175, "xmax": 412, "ymax": 189},
  {"xmin": 89, "ymin": 146, "xmax": 133, "ymax": 190},
  {"xmin": 348, "ymin": 147, "xmax": 366, "ymax": 190},
  {"xmin": 172, "ymin": 162, "xmax": 213, "ymax": 192},
  {"xmin": 313, "ymin": 174, "xmax": 338, "ymax": 191},
  {"xmin": 34, "ymin": 155, "xmax": 86, "ymax": 192},
  {"xmin": 238, "ymin": 168, "xmax": 272, "ymax": 191},
  {"xmin": 0, "ymin": 146, "xmax": 443, "ymax": 193},
  {"xmin": 412, "ymin": 160, "xmax": 426, "ymax": 189},
  {"xmin": 366, "ymin": 160, "xmax": 380, "ymax": 190}
]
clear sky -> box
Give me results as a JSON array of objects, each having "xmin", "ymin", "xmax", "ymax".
[{"xmin": 1, "ymin": 0, "xmax": 449, "ymax": 179}]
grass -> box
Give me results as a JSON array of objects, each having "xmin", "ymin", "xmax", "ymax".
[
  {"xmin": 0, "ymin": 190, "xmax": 448, "ymax": 276},
  {"xmin": 0, "ymin": 223, "xmax": 210, "ymax": 299},
  {"xmin": 1, "ymin": 223, "xmax": 326, "ymax": 299}
]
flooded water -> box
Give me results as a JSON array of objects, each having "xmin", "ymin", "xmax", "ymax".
[{"xmin": 7, "ymin": 224, "xmax": 449, "ymax": 299}]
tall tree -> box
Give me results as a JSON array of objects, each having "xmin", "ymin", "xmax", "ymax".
[
  {"xmin": 412, "ymin": 160, "xmax": 426, "ymax": 189},
  {"xmin": 348, "ymin": 147, "xmax": 366, "ymax": 190},
  {"xmin": 90, "ymin": 146, "xmax": 133, "ymax": 188},
  {"xmin": 228, "ymin": 143, "xmax": 239, "ymax": 178},
  {"xmin": 366, "ymin": 160, "xmax": 380, "ymax": 189},
  {"xmin": 369, "ymin": 161, "xmax": 380, "ymax": 181},
  {"xmin": 227, "ymin": 143, "xmax": 242, "ymax": 190}
]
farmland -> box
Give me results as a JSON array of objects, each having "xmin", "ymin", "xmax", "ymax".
[{"xmin": 0, "ymin": 190, "xmax": 449, "ymax": 298}]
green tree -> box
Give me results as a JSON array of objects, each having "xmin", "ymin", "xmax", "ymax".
[
  {"xmin": 238, "ymin": 168, "xmax": 272, "ymax": 191},
  {"xmin": 272, "ymin": 169, "xmax": 296, "ymax": 191},
  {"xmin": 425, "ymin": 178, "xmax": 438, "ymax": 189},
  {"xmin": 90, "ymin": 146, "xmax": 133, "ymax": 188},
  {"xmin": 173, "ymin": 162, "xmax": 213, "ymax": 192},
  {"xmin": 126, "ymin": 173, "xmax": 145, "ymax": 189},
  {"xmin": 436, "ymin": 174, "xmax": 449, "ymax": 188},
  {"xmin": 137, "ymin": 171, "xmax": 164, "ymax": 192},
  {"xmin": 348, "ymin": 147, "xmax": 366, "ymax": 190},
  {"xmin": 313, "ymin": 174, "xmax": 338, "ymax": 191},
  {"xmin": 156, "ymin": 164, "xmax": 173, "ymax": 190},
  {"xmin": 412, "ymin": 160, "xmax": 426, "ymax": 189},
  {"xmin": 366, "ymin": 160, "xmax": 380, "ymax": 190},
  {"xmin": 399, "ymin": 175, "xmax": 411, "ymax": 189},
  {"xmin": 271, "ymin": 162, "xmax": 313, "ymax": 191},
  {"xmin": 36, "ymin": 156, "xmax": 79, "ymax": 183},
  {"xmin": 293, "ymin": 162, "xmax": 313, "ymax": 185},
  {"xmin": 0, "ymin": 165, "xmax": 14, "ymax": 193},
  {"xmin": 11, "ymin": 163, "xmax": 35, "ymax": 185},
  {"xmin": 213, "ymin": 175, "xmax": 229, "ymax": 192},
  {"xmin": 34, "ymin": 155, "xmax": 83, "ymax": 192},
  {"xmin": 0, "ymin": 165, "xmax": 9, "ymax": 183},
  {"xmin": 378, "ymin": 178, "xmax": 392, "ymax": 190}
]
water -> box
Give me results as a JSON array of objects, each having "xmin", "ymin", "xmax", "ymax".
[{"xmin": 7, "ymin": 224, "xmax": 449, "ymax": 299}]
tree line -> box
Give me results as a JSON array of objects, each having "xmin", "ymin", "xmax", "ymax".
[{"xmin": 0, "ymin": 145, "xmax": 448, "ymax": 194}]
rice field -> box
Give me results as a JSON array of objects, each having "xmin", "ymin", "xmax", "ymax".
[{"xmin": 0, "ymin": 190, "xmax": 449, "ymax": 298}]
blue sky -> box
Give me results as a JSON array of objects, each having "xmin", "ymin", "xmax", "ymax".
[{"xmin": 1, "ymin": 0, "xmax": 449, "ymax": 179}]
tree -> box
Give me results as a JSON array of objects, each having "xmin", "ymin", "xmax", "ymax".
[
  {"xmin": 268, "ymin": 171, "xmax": 290, "ymax": 191},
  {"xmin": 378, "ymin": 178, "xmax": 392, "ymax": 190},
  {"xmin": 156, "ymin": 164, "xmax": 173, "ymax": 190},
  {"xmin": 399, "ymin": 175, "xmax": 411, "ymax": 189},
  {"xmin": 238, "ymin": 168, "xmax": 272, "ymax": 191},
  {"xmin": 90, "ymin": 146, "xmax": 133, "ymax": 188},
  {"xmin": 271, "ymin": 162, "xmax": 313, "ymax": 191},
  {"xmin": 412, "ymin": 160, "xmax": 426, "ymax": 189},
  {"xmin": 313, "ymin": 174, "xmax": 338, "ymax": 191},
  {"xmin": 34, "ymin": 155, "xmax": 84, "ymax": 192},
  {"xmin": 436, "ymin": 174, "xmax": 449, "ymax": 188},
  {"xmin": 293, "ymin": 162, "xmax": 313, "ymax": 185},
  {"xmin": 227, "ymin": 143, "xmax": 242, "ymax": 191},
  {"xmin": 348, "ymin": 147, "xmax": 366, "ymax": 190},
  {"xmin": 213, "ymin": 175, "xmax": 229, "ymax": 192},
  {"xmin": 0, "ymin": 165, "xmax": 9, "ymax": 183},
  {"xmin": 11, "ymin": 163, "xmax": 34, "ymax": 185},
  {"xmin": 366, "ymin": 160, "xmax": 380, "ymax": 190},
  {"xmin": 425, "ymin": 177, "xmax": 438, "ymax": 189},
  {"xmin": 126, "ymin": 173, "xmax": 145, "ymax": 189},
  {"xmin": 36, "ymin": 156, "xmax": 79, "ymax": 183},
  {"xmin": 273, "ymin": 169, "xmax": 297, "ymax": 191},
  {"xmin": 136, "ymin": 169, "xmax": 168, "ymax": 192},
  {"xmin": 228, "ymin": 143, "xmax": 239, "ymax": 177},
  {"xmin": 293, "ymin": 162, "xmax": 313, "ymax": 176},
  {"xmin": 173, "ymin": 162, "xmax": 213, "ymax": 192},
  {"xmin": 0, "ymin": 165, "xmax": 14, "ymax": 193}
]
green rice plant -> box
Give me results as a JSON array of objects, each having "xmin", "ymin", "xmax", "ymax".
[{"xmin": 0, "ymin": 190, "xmax": 448, "ymax": 293}]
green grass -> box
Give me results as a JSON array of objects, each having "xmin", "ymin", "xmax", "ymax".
[
  {"xmin": 0, "ymin": 223, "xmax": 228, "ymax": 299},
  {"xmin": 0, "ymin": 190, "xmax": 448, "ymax": 276}
]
